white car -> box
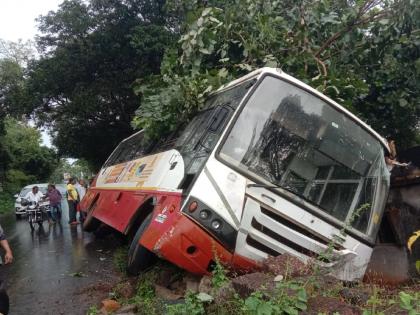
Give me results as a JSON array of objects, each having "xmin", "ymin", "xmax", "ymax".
[{"xmin": 15, "ymin": 183, "xmax": 49, "ymax": 218}]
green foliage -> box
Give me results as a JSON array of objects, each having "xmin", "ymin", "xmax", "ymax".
[
  {"xmin": 211, "ymin": 257, "xmax": 229, "ymax": 289},
  {"xmin": 398, "ymin": 291, "xmax": 420, "ymax": 315},
  {"xmin": 113, "ymin": 246, "xmax": 128, "ymax": 273},
  {"xmin": 241, "ymin": 281, "xmax": 307, "ymax": 315},
  {"xmin": 363, "ymin": 286, "xmax": 384, "ymax": 315},
  {"xmin": 2, "ymin": 118, "xmax": 58, "ymax": 187},
  {"xmin": 49, "ymin": 158, "xmax": 94, "ymax": 184},
  {"xmin": 86, "ymin": 305, "xmax": 99, "ymax": 315},
  {"xmin": 242, "ymin": 291, "xmax": 280, "ymax": 315},
  {"xmin": 134, "ymin": 0, "xmax": 420, "ymax": 149},
  {"xmin": 0, "ymin": 192, "xmax": 14, "ymax": 214},
  {"xmin": 25, "ymin": 0, "xmax": 175, "ymax": 169},
  {"xmin": 166, "ymin": 292, "xmax": 205, "ymax": 315}
]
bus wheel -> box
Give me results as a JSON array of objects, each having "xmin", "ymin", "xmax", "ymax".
[
  {"xmin": 83, "ymin": 212, "xmax": 101, "ymax": 232},
  {"xmin": 127, "ymin": 213, "xmax": 157, "ymax": 275}
]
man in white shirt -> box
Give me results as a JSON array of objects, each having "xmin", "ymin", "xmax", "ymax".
[{"xmin": 24, "ymin": 186, "xmax": 44, "ymax": 203}]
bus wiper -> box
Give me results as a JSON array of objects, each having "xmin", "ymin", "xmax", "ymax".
[{"xmin": 247, "ymin": 183, "xmax": 282, "ymax": 189}]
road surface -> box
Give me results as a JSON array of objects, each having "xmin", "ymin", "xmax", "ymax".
[{"xmin": 0, "ymin": 201, "xmax": 120, "ymax": 314}]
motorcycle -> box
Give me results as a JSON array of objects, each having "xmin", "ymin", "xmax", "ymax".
[{"xmin": 20, "ymin": 198, "xmax": 50, "ymax": 230}]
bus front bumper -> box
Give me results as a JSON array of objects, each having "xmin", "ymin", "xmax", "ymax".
[{"xmin": 140, "ymin": 212, "xmax": 257, "ymax": 274}]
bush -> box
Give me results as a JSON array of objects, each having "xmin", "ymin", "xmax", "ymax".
[{"xmin": 0, "ymin": 192, "xmax": 14, "ymax": 214}]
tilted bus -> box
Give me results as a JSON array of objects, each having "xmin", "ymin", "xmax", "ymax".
[{"xmin": 80, "ymin": 68, "xmax": 390, "ymax": 280}]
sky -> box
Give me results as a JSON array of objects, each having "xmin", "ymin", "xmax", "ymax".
[
  {"xmin": 0, "ymin": 0, "xmax": 62, "ymax": 41},
  {"xmin": 0, "ymin": 0, "xmax": 63, "ymax": 147}
]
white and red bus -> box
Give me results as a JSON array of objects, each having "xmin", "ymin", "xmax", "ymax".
[{"xmin": 81, "ymin": 68, "xmax": 390, "ymax": 280}]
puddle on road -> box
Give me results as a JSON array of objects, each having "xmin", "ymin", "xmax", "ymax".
[{"xmin": 0, "ymin": 204, "xmax": 122, "ymax": 315}]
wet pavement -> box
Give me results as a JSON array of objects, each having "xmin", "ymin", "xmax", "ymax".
[{"xmin": 0, "ymin": 202, "xmax": 121, "ymax": 315}]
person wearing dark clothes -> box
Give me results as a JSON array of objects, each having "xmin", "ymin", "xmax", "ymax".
[{"xmin": 46, "ymin": 184, "xmax": 62, "ymax": 223}]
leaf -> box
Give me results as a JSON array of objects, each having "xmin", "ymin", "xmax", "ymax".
[
  {"xmin": 407, "ymin": 231, "xmax": 420, "ymax": 253},
  {"xmin": 399, "ymin": 292, "xmax": 413, "ymax": 309},
  {"xmin": 218, "ymin": 68, "xmax": 228, "ymax": 78},
  {"xmin": 416, "ymin": 260, "xmax": 420, "ymax": 274},
  {"xmin": 199, "ymin": 48, "xmax": 211, "ymax": 55},
  {"xmin": 202, "ymin": 8, "xmax": 212, "ymax": 17},
  {"xmin": 399, "ymin": 98, "xmax": 408, "ymax": 107},
  {"xmin": 196, "ymin": 292, "xmax": 213, "ymax": 303},
  {"xmin": 379, "ymin": 19, "xmax": 389, "ymax": 25}
]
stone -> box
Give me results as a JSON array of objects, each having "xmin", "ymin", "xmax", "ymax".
[
  {"xmin": 339, "ymin": 287, "xmax": 370, "ymax": 306},
  {"xmin": 262, "ymin": 254, "xmax": 312, "ymax": 278},
  {"xmin": 115, "ymin": 304, "xmax": 137, "ymax": 314},
  {"xmin": 100, "ymin": 299, "xmax": 121, "ymax": 313},
  {"xmin": 154, "ymin": 284, "xmax": 183, "ymax": 301},
  {"xmin": 305, "ymin": 296, "xmax": 362, "ymax": 315},
  {"xmin": 231, "ymin": 272, "xmax": 274, "ymax": 298},
  {"xmin": 273, "ymin": 275, "xmax": 284, "ymax": 282},
  {"xmin": 184, "ymin": 273, "xmax": 201, "ymax": 293},
  {"xmin": 213, "ymin": 282, "xmax": 236, "ymax": 305},
  {"xmin": 115, "ymin": 282, "xmax": 135, "ymax": 299},
  {"xmin": 198, "ymin": 275, "xmax": 213, "ymax": 294}
]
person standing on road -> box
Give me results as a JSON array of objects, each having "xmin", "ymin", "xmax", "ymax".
[
  {"xmin": 75, "ymin": 179, "xmax": 87, "ymax": 223},
  {"xmin": 67, "ymin": 178, "xmax": 79, "ymax": 225},
  {"xmin": 0, "ymin": 224, "xmax": 13, "ymax": 315},
  {"xmin": 46, "ymin": 184, "xmax": 62, "ymax": 224}
]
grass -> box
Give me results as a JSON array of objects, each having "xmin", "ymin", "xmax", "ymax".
[
  {"xmin": 113, "ymin": 246, "xmax": 128, "ymax": 273},
  {"xmin": 0, "ymin": 192, "xmax": 14, "ymax": 214}
]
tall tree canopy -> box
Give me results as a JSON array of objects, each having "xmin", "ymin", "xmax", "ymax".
[
  {"xmin": 134, "ymin": 0, "xmax": 420, "ymax": 149},
  {"xmin": 27, "ymin": 0, "xmax": 174, "ymax": 169},
  {"xmin": 1, "ymin": 118, "xmax": 58, "ymax": 194}
]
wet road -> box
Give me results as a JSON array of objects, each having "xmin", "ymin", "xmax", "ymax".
[{"xmin": 0, "ymin": 201, "xmax": 121, "ymax": 315}]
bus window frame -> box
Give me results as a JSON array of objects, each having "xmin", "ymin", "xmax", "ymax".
[{"xmin": 214, "ymin": 73, "xmax": 388, "ymax": 246}]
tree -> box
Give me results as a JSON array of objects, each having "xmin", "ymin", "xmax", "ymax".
[
  {"xmin": 134, "ymin": 0, "xmax": 420, "ymax": 149},
  {"xmin": 2, "ymin": 118, "xmax": 58, "ymax": 193},
  {"xmin": 27, "ymin": 0, "xmax": 174, "ymax": 170},
  {"xmin": 49, "ymin": 158, "xmax": 94, "ymax": 184}
]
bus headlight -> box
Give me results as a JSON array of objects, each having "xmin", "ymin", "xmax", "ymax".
[
  {"xmin": 211, "ymin": 219, "xmax": 222, "ymax": 230},
  {"xmin": 199, "ymin": 210, "xmax": 211, "ymax": 220},
  {"xmin": 182, "ymin": 198, "xmax": 237, "ymax": 252}
]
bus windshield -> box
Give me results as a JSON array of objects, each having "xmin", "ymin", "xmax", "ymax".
[{"xmin": 220, "ymin": 75, "xmax": 389, "ymax": 237}]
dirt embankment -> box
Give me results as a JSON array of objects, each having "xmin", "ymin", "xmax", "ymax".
[{"xmin": 88, "ymin": 254, "xmax": 420, "ymax": 315}]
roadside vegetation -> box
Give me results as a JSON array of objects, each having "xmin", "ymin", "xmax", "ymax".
[
  {"xmin": 89, "ymin": 246, "xmax": 419, "ymax": 315},
  {"xmin": 1, "ymin": 0, "xmax": 419, "ymax": 171}
]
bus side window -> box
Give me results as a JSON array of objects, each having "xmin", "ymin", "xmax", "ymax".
[{"xmin": 200, "ymin": 107, "xmax": 230, "ymax": 151}]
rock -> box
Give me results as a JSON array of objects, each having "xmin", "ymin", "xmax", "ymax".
[
  {"xmin": 213, "ymin": 282, "xmax": 236, "ymax": 305},
  {"xmin": 305, "ymin": 296, "xmax": 362, "ymax": 315},
  {"xmin": 168, "ymin": 279, "xmax": 186, "ymax": 295},
  {"xmin": 156, "ymin": 268, "xmax": 175, "ymax": 287},
  {"xmin": 184, "ymin": 273, "xmax": 201, "ymax": 293},
  {"xmin": 100, "ymin": 299, "xmax": 121, "ymax": 313},
  {"xmin": 115, "ymin": 282, "xmax": 135, "ymax": 299},
  {"xmin": 274, "ymin": 275, "xmax": 284, "ymax": 282},
  {"xmin": 339, "ymin": 287, "xmax": 370, "ymax": 306},
  {"xmin": 115, "ymin": 304, "xmax": 137, "ymax": 314},
  {"xmin": 262, "ymin": 254, "xmax": 312, "ymax": 278},
  {"xmin": 231, "ymin": 272, "xmax": 274, "ymax": 298},
  {"xmin": 198, "ymin": 275, "xmax": 213, "ymax": 294},
  {"xmin": 154, "ymin": 284, "xmax": 183, "ymax": 301}
]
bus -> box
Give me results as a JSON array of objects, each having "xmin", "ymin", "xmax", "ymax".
[{"xmin": 80, "ymin": 68, "xmax": 390, "ymax": 281}]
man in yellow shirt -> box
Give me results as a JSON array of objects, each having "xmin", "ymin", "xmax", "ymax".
[{"xmin": 67, "ymin": 178, "xmax": 79, "ymax": 225}]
